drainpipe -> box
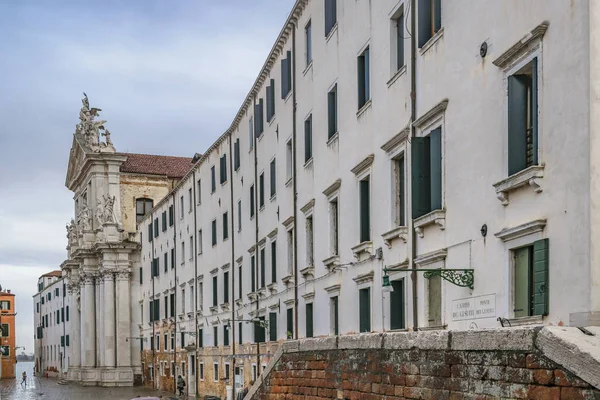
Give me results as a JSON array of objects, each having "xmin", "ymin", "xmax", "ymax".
[
  {"xmin": 228, "ymin": 134, "xmax": 236, "ymax": 392},
  {"xmin": 291, "ymin": 16, "xmax": 299, "ymax": 342},
  {"xmin": 151, "ymin": 217, "xmax": 156, "ymax": 390},
  {"xmin": 192, "ymin": 169, "xmax": 198, "ymax": 395},
  {"xmin": 172, "ymin": 192, "xmax": 177, "ymax": 395},
  {"xmin": 252, "ymin": 94, "xmax": 261, "ymax": 376},
  {"xmin": 410, "ymin": 0, "xmax": 419, "ymax": 332}
]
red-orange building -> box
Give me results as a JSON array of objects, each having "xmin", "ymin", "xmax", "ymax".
[{"xmin": 0, "ymin": 289, "xmax": 16, "ymax": 379}]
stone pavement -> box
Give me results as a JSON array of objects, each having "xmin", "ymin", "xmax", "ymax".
[{"xmin": 0, "ymin": 376, "xmax": 179, "ymax": 400}]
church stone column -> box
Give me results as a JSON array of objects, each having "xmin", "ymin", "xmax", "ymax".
[
  {"xmin": 80, "ymin": 274, "xmax": 96, "ymax": 367},
  {"xmin": 103, "ymin": 271, "xmax": 116, "ymax": 368},
  {"xmin": 96, "ymin": 274, "xmax": 103, "ymax": 367},
  {"xmin": 69, "ymin": 283, "xmax": 81, "ymax": 369},
  {"xmin": 116, "ymin": 270, "xmax": 132, "ymax": 367}
]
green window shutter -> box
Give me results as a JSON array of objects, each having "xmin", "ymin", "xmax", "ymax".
[
  {"xmin": 271, "ymin": 241, "xmax": 277, "ymax": 283},
  {"xmin": 411, "ymin": 136, "xmax": 431, "ymax": 218},
  {"xmin": 286, "ymin": 308, "xmax": 294, "ymax": 338},
  {"xmin": 148, "ymin": 223, "xmax": 153, "ymax": 242},
  {"xmin": 224, "ymin": 325, "xmax": 229, "ymax": 346},
  {"xmin": 328, "ymin": 84, "xmax": 337, "ymax": 138},
  {"xmin": 531, "ymin": 58, "xmax": 539, "ymax": 166},
  {"xmin": 359, "ymin": 288, "xmax": 371, "ymax": 332},
  {"xmin": 199, "ymin": 328, "xmax": 203, "ymax": 348},
  {"xmin": 149, "ymin": 300, "xmax": 154, "ymax": 322},
  {"xmin": 357, "ymin": 55, "xmax": 365, "ymax": 108},
  {"xmin": 281, "ymin": 58, "xmax": 289, "ymax": 99},
  {"xmin": 429, "ymin": 128, "xmax": 442, "ymax": 211},
  {"xmin": 364, "ymin": 48, "xmax": 370, "ymax": 102},
  {"xmin": 418, "ymin": 0, "xmax": 432, "ymax": 47},
  {"xmin": 260, "ymin": 248, "xmax": 266, "ymax": 288},
  {"xmin": 155, "ymin": 298, "xmax": 160, "ymax": 321},
  {"xmin": 238, "ymin": 322, "xmax": 242, "ymax": 345},
  {"xmin": 251, "ymin": 256, "xmax": 256, "ymax": 292},
  {"xmin": 333, "ymin": 296, "xmax": 339, "ymax": 335},
  {"xmin": 270, "ymin": 159, "xmax": 276, "ymax": 197},
  {"xmin": 508, "ymin": 74, "xmax": 529, "ymax": 175},
  {"xmin": 66, "ymin": 306, "xmax": 69, "ymax": 321},
  {"xmin": 305, "ymin": 303, "xmax": 314, "ymax": 338},
  {"xmin": 213, "ymin": 276, "xmax": 218, "ymax": 307},
  {"xmin": 223, "ymin": 271, "xmax": 229, "ymax": 303},
  {"xmin": 269, "ymin": 312, "xmax": 277, "ymax": 342},
  {"xmin": 304, "ymin": 116, "xmax": 312, "ymax": 162},
  {"xmin": 390, "ymin": 279, "xmax": 405, "ymax": 330},
  {"xmin": 359, "ymin": 178, "xmax": 371, "ymax": 242},
  {"xmin": 533, "ymin": 239, "xmax": 549, "ymax": 316},
  {"xmin": 259, "ymin": 173, "xmax": 265, "ymax": 207},
  {"xmin": 61, "ymin": 336, "xmax": 64, "ymax": 347},
  {"xmin": 66, "ymin": 335, "xmax": 69, "ymax": 346},
  {"xmin": 433, "ymin": 0, "xmax": 442, "ymax": 33}
]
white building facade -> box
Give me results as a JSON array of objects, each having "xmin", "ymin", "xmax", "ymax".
[{"xmin": 137, "ymin": 0, "xmax": 600, "ymax": 397}]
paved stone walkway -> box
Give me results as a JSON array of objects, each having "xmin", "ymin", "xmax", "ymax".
[{"xmin": 0, "ymin": 376, "xmax": 179, "ymax": 400}]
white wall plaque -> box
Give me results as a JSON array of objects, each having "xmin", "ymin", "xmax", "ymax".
[{"xmin": 452, "ymin": 294, "xmax": 496, "ymax": 321}]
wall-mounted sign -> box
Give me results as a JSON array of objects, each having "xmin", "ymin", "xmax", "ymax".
[{"xmin": 452, "ymin": 294, "xmax": 496, "ymax": 321}]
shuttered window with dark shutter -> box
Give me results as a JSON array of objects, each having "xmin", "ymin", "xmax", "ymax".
[
  {"xmin": 390, "ymin": 279, "xmax": 406, "ymax": 330},
  {"xmin": 255, "ymin": 99, "xmax": 264, "ymax": 137},
  {"xmin": 223, "ymin": 271, "xmax": 229, "ymax": 304},
  {"xmin": 212, "ymin": 220, "xmax": 217, "ymax": 246},
  {"xmin": 357, "ymin": 47, "xmax": 370, "ymax": 109},
  {"xmin": 251, "ymin": 255, "xmax": 256, "ymax": 293},
  {"xmin": 304, "ymin": 115, "xmax": 312, "ymax": 162},
  {"xmin": 211, "ymin": 166, "xmax": 216, "ymax": 193},
  {"xmin": 411, "ymin": 128, "xmax": 442, "ymax": 219},
  {"xmin": 281, "ymin": 51, "xmax": 292, "ymax": 99},
  {"xmin": 359, "ymin": 177, "xmax": 371, "ymax": 242},
  {"xmin": 223, "ymin": 212, "xmax": 228, "ymax": 240},
  {"xmin": 212, "ymin": 276, "xmax": 218, "ymax": 307},
  {"xmin": 271, "ymin": 241, "xmax": 277, "ymax": 283},
  {"xmin": 270, "ymin": 158, "xmax": 276, "ymax": 197},
  {"xmin": 234, "ymin": 139, "xmax": 240, "ymax": 171},
  {"xmin": 332, "ymin": 296, "xmax": 339, "ymax": 335},
  {"xmin": 306, "ymin": 303, "xmax": 314, "ymax": 338},
  {"xmin": 250, "ymin": 185, "xmax": 255, "ymax": 218},
  {"xmin": 328, "ymin": 84, "xmax": 337, "ymax": 139},
  {"xmin": 324, "ymin": 0, "xmax": 337, "ymax": 36},
  {"xmin": 287, "ymin": 308, "xmax": 294, "ymax": 339},
  {"xmin": 418, "ymin": 0, "xmax": 441, "ymax": 48},
  {"xmin": 260, "ymin": 247, "xmax": 266, "ymax": 288},
  {"xmin": 269, "ymin": 312, "xmax": 277, "ymax": 342},
  {"xmin": 359, "ymin": 288, "xmax": 371, "ymax": 332},
  {"xmin": 259, "ymin": 173, "xmax": 265, "ymax": 208},
  {"xmin": 220, "ymin": 154, "xmax": 227, "ymax": 184},
  {"xmin": 266, "ymin": 79, "xmax": 276, "ymax": 122},
  {"xmin": 254, "ymin": 316, "xmax": 266, "ymax": 343}
]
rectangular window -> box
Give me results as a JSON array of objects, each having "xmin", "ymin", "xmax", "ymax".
[
  {"xmin": 281, "ymin": 51, "xmax": 292, "ymax": 99},
  {"xmin": 359, "ymin": 288, "xmax": 371, "ymax": 333},
  {"xmin": 269, "ymin": 312, "xmax": 277, "ymax": 342},
  {"xmin": 0, "ymin": 324, "xmax": 8, "ymax": 337},
  {"xmin": 170, "ymin": 293, "xmax": 175, "ymax": 317},
  {"xmin": 197, "ymin": 179, "xmax": 202, "ymax": 204},
  {"xmin": 66, "ymin": 335, "xmax": 70, "ymax": 346},
  {"xmin": 169, "ymin": 205, "xmax": 174, "ymax": 226},
  {"xmin": 250, "ymin": 185, "xmax": 255, "ymax": 218},
  {"xmin": 199, "ymin": 282, "xmax": 203, "ymax": 309},
  {"xmin": 190, "ymin": 285, "xmax": 194, "ymax": 313},
  {"xmin": 164, "ymin": 254, "xmax": 168, "ymax": 275},
  {"xmin": 189, "ymin": 236, "xmax": 194, "ymax": 259},
  {"xmin": 287, "ymin": 229, "xmax": 294, "ymax": 275},
  {"xmin": 271, "ymin": 241, "xmax": 277, "ymax": 283},
  {"xmin": 393, "ymin": 10, "xmax": 405, "ymax": 71},
  {"xmin": 328, "ymin": 84, "xmax": 338, "ymax": 139},
  {"xmin": 330, "ymin": 198, "xmax": 339, "ymax": 255},
  {"xmin": 304, "ymin": 115, "xmax": 312, "ymax": 163},
  {"xmin": 181, "ymin": 242, "xmax": 185, "ymax": 263},
  {"xmin": 234, "ymin": 139, "xmax": 240, "ymax": 171},
  {"xmin": 305, "ymin": 303, "xmax": 314, "ymax": 338},
  {"xmin": 181, "ymin": 332, "xmax": 186, "ymax": 348},
  {"xmin": 394, "ymin": 154, "xmax": 406, "ymax": 226},
  {"xmin": 182, "ymin": 362, "xmax": 186, "ymax": 376},
  {"xmin": 390, "ymin": 279, "xmax": 406, "ymax": 330},
  {"xmin": 225, "ymin": 363, "xmax": 230, "ymax": 381},
  {"xmin": 223, "ymin": 271, "xmax": 229, "ymax": 304},
  {"xmin": 357, "ymin": 47, "xmax": 370, "ymax": 109},
  {"xmin": 188, "ymin": 188, "xmax": 193, "ymax": 212},
  {"xmin": 325, "ymin": 0, "xmax": 337, "ymax": 36},
  {"xmin": 212, "ymin": 220, "xmax": 217, "ymax": 246},
  {"xmin": 220, "ymin": 154, "xmax": 227, "ymax": 184},
  {"xmin": 259, "ymin": 173, "xmax": 265, "ymax": 208},
  {"xmin": 286, "ymin": 308, "xmax": 294, "ymax": 339},
  {"xmin": 238, "ymin": 264, "xmax": 243, "ymax": 299},
  {"xmin": 212, "ymin": 276, "xmax": 218, "ymax": 307},
  {"xmin": 418, "ymin": 0, "xmax": 441, "ymax": 48},
  {"xmin": 411, "ymin": 128, "xmax": 442, "ymax": 219},
  {"xmin": 286, "ymin": 140, "xmax": 293, "ymax": 181},
  {"xmin": 171, "ymin": 248, "xmax": 175, "ymax": 269},
  {"xmin": 306, "ymin": 216, "xmax": 314, "ymax": 266},
  {"xmin": 251, "ymin": 254, "xmax": 256, "ymax": 293},
  {"xmin": 428, "ymin": 275, "xmax": 442, "ymax": 326},
  {"xmin": 211, "ymin": 166, "xmax": 216, "ymax": 193},
  {"xmin": 223, "ymin": 212, "xmax": 229, "ymax": 240},
  {"xmin": 213, "ymin": 363, "xmax": 219, "ymax": 382},
  {"xmin": 198, "ymin": 229, "xmax": 203, "ymax": 254},
  {"xmin": 200, "ymin": 363, "xmax": 204, "ymax": 380},
  {"xmin": 224, "ymin": 324, "xmax": 230, "ymax": 346},
  {"xmin": 139, "ymin": 267, "xmax": 143, "ymax": 284},
  {"xmin": 508, "ymin": 58, "xmax": 539, "ymax": 175},
  {"xmin": 237, "ymin": 200, "xmax": 242, "ymax": 232},
  {"xmin": 214, "ymin": 326, "xmax": 218, "ymax": 347},
  {"xmin": 238, "ymin": 321, "xmax": 243, "ymax": 344},
  {"xmin": 270, "ymin": 158, "xmax": 276, "ymax": 198},
  {"xmin": 164, "ymin": 296, "xmax": 168, "ymax": 321},
  {"xmin": 154, "ymin": 218, "xmax": 159, "ymax": 238},
  {"xmin": 331, "ymin": 296, "xmax": 339, "ymax": 335},
  {"xmin": 191, "ymin": 355, "xmax": 196, "ymax": 376},
  {"xmin": 305, "ymin": 20, "xmax": 312, "ymax": 65},
  {"xmin": 260, "ymin": 247, "xmax": 266, "ymax": 288},
  {"xmin": 180, "ymin": 196, "xmax": 184, "ymax": 219},
  {"xmin": 255, "ymin": 99, "xmax": 264, "ymax": 137},
  {"xmin": 266, "ymin": 79, "xmax": 276, "ymax": 122},
  {"xmin": 254, "ymin": 316, "xmax": 266, "ymax": 343},
  {"xmin": 359, "ymin": 176, "xmax": 371, "ymax": 242},
  {"xmin": 198, "ymin": 328, "xmax": 203, "ymax": 348},
  {"xmin": 66, "ymin": 306, "xmax": 69, "ymax": 321},
  {"xmin": 181, "ymin": 288, "xmax": 185, "ymax": 314},
  {"xmin": 514, "ymin": 239, "xmax": 549, "ymax": 318},
  {"xmin": 249, "ymin": 117, "xmax": 254, "ymax": 150}
]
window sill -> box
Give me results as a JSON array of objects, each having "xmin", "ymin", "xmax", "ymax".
[
  {"xmin": 325, "ymin": 23, "xmax": 338, "ymax": 43},
  {"xmin": 281, "ymin": 275, "xmax": 295, "ymax": 288},
  {"xmin": 259, "ymin": 205, "xmax": 265, "ymax": 213},
  {"xmin": 387, "ymin": 65, "xmax": 407, "ymax": 88},
  {"xmin": 270, "ymin": 194, "xmax": 277, "ymax": 202},
  {"xmin": 323, "ymin": 255, "xmax": 340, "ymax": 271},
  {"xmin": 351, "ymin": 241, "xmax": 373, "ymax": 259},
  {"xmin": 356, "ymin": 100, "xmax": 372, "ymax": 119},
  {"xmin": 414, "ymin": 209, "xmax": 446, "ymax": 238},
  {"xmin": 268, "ymin": 116, "xmax": 276, "ymax": 126},
  {"xmin": 382, "ymin": 226, "xmax": 408, "ymax": 248},
  {"xmin": 418, "ymin": 325, "xmax": 447, "ymax": 331},
  {"xmin": 493, "ymin": 165, "xmax": 545, "ymax": 206},
  {"xmin": 285, "ymin": 177, "xmax": 293, "ymax": 187},
  {"xmin": 247, "ymin": 292, "xmax": 259, "ymax": 302},
  {"xmin": 209, "ymin": 306, "xmax": 218, "ymax": 314},
  {"xmin": 302, "ymin": 61, "xmax": 313, "ymax": 76},
  {"xmin": 300, "ymin": 265, "xmax": 315, "ymax": 279},
  {"xmin": 221, "ymin": 181, "xmax": 228, "ymax": 187},
  {"xmin": 267, "ymin": 282, "xmax": 278, "ymax": 294},
  {"xmin": 327, "ymin": 132, "xmax": 339, "ymax": 147},
  {"xmin": 235, "ymin": 298, "xmax": 244, "ymax": 307},
  {"xmin": 304, "ymin": 158, "xmax": 314, "ymax": 169},
  {"xmin": 505, "ymin": 315, "xmax": 544, "ymax": 327},
  {"xmin": 419, "ymin": 27, "xmax": 444, "ymax": 56},
  {"xmin": 284, "ymin": 90, "xmax": 293, "ymax": 104},
  {"xmin": 221, "ymin": 303, "xmax": 230, "ymax": 312}
]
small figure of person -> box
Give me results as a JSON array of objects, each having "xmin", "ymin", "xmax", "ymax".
[
  {"xmin": 177, "ymin": 374, "xmax": 186, "ymax": 396},
  {"xmin": 21, "ymin": 371, "xmax": 27, "ymax": 385}
]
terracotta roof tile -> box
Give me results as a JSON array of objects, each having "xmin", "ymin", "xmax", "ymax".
[
  {"xmin": 120, "ymin": 153, "xmax": 195, "ymax": 179},
  {"xmin": 41, "ymin": 270, "xmax": 62, "ymax": 278}
]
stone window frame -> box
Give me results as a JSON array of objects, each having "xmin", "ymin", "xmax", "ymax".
[
  {"xmin": 213, "ymin": 362, "xmax": 219, "ymax": 382},
  {"xmin": 414, "ymin": 248, "xmax": 447, "ymax": 330},
  {"xmin": 384, "ymin": 259, "xmax": 410, "ymax": 331}
]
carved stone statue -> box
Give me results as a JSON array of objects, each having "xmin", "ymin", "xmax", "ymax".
[
  {"xmin": 66, "ymin": 219, "xmax": 78, "ymax": 243},
  {"xmin": 74, "ymin": 93, "xmax": 114, "ymax": 152},
  {"xmin": 103, "ymin": 195, "xmax": 116, "ymax": 224},
  {"xmin": 95, "ymin": 199, "xmax": 104, "ymax": 228},
  {"xmin": 78, "ymin": 203, "xmax": 92, "ymax": 231}
]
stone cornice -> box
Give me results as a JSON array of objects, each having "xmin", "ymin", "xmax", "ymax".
[
  {"xmin": 493, "ymin": 21, "xmax": 549, "ymax": 69},
  {"xmin": 351, "ymin": 154, "xmax": 375, "ymax": 176},
  {"xmin": 324, "ymin": 284, "xmax": 341, "ymax": 295},
  {"xmin": 267, "ymin": 228, "xmax": 278, "ymax": 239},
  {"xmin": 415, "ymin": 249, "xmax": 447, "ymax": 266},
  {"xmin": 258, "ymin": 237, "xmax": 267, "ymax": 248},
  {"xmin": 322, "ymin": 179, "xmax": 342, "ymax": 197},
  {"xmin": 495, "ymin": 219, "xmax": 547, "ymax": 242},
  {"xmin": 282, "ymin": 216, "xmax": 295, "ymax": 229},
  {"xmin": 353, "ymin": 271, "xmax": 374, "ymax": 285},
  {"xmin": 236, "ymin": 256, "xmax": 243, "ymax": 264},
  {"xmin": 381, "ymin": 127, "xmax": 410, "ymax": 153},
  {"xmin": 300, "ymin": 199, "xmax": 315, "ymax": 214},
  {"xmin": 302, "ymin": 291, "xmax": 315, "ymax": 302},
  {"xmin": 413, "ymin": 99, "xmax": 448, "ymax": 129}
]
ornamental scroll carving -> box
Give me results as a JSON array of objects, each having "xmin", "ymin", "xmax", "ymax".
[{"xmin": 115, "ymin": 271, "xmax": 130, "ymax": 281}]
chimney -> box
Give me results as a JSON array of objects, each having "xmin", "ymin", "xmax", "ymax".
[{"xmin": 6, "ymin": 290, "xmax": 10, "ymax": 294}]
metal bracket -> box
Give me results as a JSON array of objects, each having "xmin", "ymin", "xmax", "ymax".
[{"xmin": 384, "ymin": 267, "xmax": 474, "ymax": 290}]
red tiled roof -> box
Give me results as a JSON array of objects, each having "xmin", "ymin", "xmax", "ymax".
[
  {"xmin": 0, "ymin": 292, "xmax": 15, "ymax": 297},
  {"xmin": 41, "ymin": 270, "xmax": 62, "ymax": 278},
  {"xmin": 120, "ymin": 153, "xmax": 195, "ymax": 179}
]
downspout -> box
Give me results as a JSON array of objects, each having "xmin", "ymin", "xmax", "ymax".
[
  {"xmin": 228, "ymin": 134, "xmax": 236, "ymax": 388},
  {"xmin": 151, "ymin": 220, "xmax": 155, "ymax": 390},
  {"xmin": 253, "ymin": 94, "xmax": 260, "ymax": 376},
  {"xmin": 192, "ymin": 170, "xmax": 198, "ymax": 395},
  {"xmin": 291, "ymin": 17, "xmax": 299, "ymax": 341},
  {"xmin": 172, "ymin": 192, "xmax": 177, "ymax": 395},
  {"xmin": 410, "ymin": 0, "xmax": 419, "ymax": 332}
]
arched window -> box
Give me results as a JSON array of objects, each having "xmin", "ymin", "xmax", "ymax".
[{"xmin": 136, "ymin": 198, "xmax": 154, "ymax": 223}]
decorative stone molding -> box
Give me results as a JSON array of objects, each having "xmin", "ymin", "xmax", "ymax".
[
  {"xmin": 492, "ymin": 21, "xmax": 549, "ymax": 69},
  {"xmin": 382, "ymin": 226, "xmax": 408, "ymax": 248},
  {"xmin": 267, "ymin": 282, "xmax": 278, "ymax": 294},
  {"xmin": 414, "ymin": 209, "xmax": 446, "ymax": 238},
  {"xmin": 351, "ymin": 154, "xmax": 375, "ymax": 176},
  {"xmin": 322, "ymin": 179, "xmax": 341, "ymax": 197},
  {"xmin": 267, "ymin": 228, "xmax": 278, "ymax": 239},
  {"xmin": 351, "ymin": 241, "xmax": 373, "ymax": 259},
  {"xmin": 299, "ymin": 266, "xmax": 315, "ymax": 279},
  {"xmin": 493, "ymin": 165, "xmax": 545, "ymax": 206},
  {"xmin": 387, "ymin": 259, "xmax": 409, "ymax": 274},
  {"xmin": 282, "ymin": 216, "xmax": 295, "ymax": 230},
  {"xmin": 209, "ymin": 306, "xmax": 218, "ymax": 314},
  {"xmin": 300, "ymin": 199, "xmax": 315, "ymax": 215},
  {"xmin": 197, "ymin": 274, "xmax": 204, "ymax": 282},
  {"xmin": 268, "ymin": 302, "xmax": 280, "ymax": 311},
  {"xmin": 284, "ymin": 298, "xmax": 295, "ymax": 307},
  {"xmin": 258, "ymin": 237, "xmax": 267, "ymax": 248},
  {"xmin": 323, "ymin": 255, "xmax": 340, "ymax": 271},
  {"xmin": 281, "ymin": 275, "xmax": 295, "ymax": 288},
  {"xmin": 353, "ymin": 271, "xmax": 374, "ymax": 285},
  {"xmin": 505, "ymin": 315, "xmax": 544, "ymax": 327},
  {"xmin": 413, "ymin": 99, "xmax": 449, "ymax": 129},
  {"xmin": 248, "ymin": 244, "xmax": 256, "ymax": 254},
  {"xmin": 494, "ymin": 219, "xmax": 547, "ymax": 242},
  {"xmin": 221, "ymin": 263, "xmax": 230, "ymax": 272},
  {"xmin": 236, "ymin": 256, "xmax": 243, "ymax": 264},
  {"xmin": 415, "ymin": 248, "xmax": 448, "ymax": 267},
  {"xmin": 302, "ymin": 292, "xmax": 315, "ymax": 302},
  {"xmin": 324, "ymin": 284, "xmax": 341, "ymax": 297},
  {"xmin": 235, "ymin": 298, "xmax": 244, "ymax": 307},
  {"xmin": 210, "ymin": 267, "xmax": 219, "ymax": 275},
  {"xmin": 221, "ymin": 303, "xmax": 230, "ymax": 312},
  {"xmin": 247, "ymin": 292, "xmax": 259, "ymax": 302},
  {"xmin": 381, "ymin": 128, "xmax": 409, "ymax": 153}
]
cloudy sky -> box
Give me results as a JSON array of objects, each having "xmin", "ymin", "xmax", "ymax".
[{"xmin": 0, "ymin": 0, "xmax": 294, "ymax": 352}]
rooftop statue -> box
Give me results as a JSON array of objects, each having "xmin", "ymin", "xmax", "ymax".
[{"xmin": 75, "ymin": 93, "xmax": 115, "ymax": 152}]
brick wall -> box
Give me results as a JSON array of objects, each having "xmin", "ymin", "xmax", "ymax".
[{"xmin": 249, "ymin": 329, "xmax": 600, "ymax": 400}]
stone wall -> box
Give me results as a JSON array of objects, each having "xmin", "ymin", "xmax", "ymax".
[{"xmin": 249, "ymin": 328, "xmax": 600, "ymax": 400}]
